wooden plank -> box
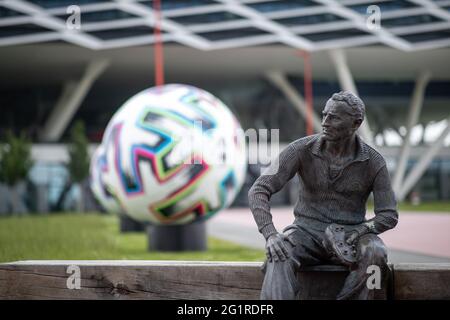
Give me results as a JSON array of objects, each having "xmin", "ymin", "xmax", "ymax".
[
  {"xmin": 393, "ymin": 263, "xmax": 450, "ymax": 300},
  {"xmin": 0, "ymin": 261, "xmax": 263, "ymax": 300},
  {"xmin": 0, "ymin": 260, "xmax": 395, "ymax": 300}
]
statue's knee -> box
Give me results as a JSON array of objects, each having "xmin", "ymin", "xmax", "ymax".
[
  {"xmin": 262, "ymin": 256, "xmax": 298, "ymax": 276},
  {"xmin": 359, "ymin": 235, "xmax": 387, "ymax": 265},
  {"xmin": 261, "ymin": 258, "xmax": 300, "ymax": 300},
  {"xmin": 370, "ymin": 244, "xmax": 387, "ymax": 265}
]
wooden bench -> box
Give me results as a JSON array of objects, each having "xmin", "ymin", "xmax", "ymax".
[{"xmin": 0, "ymin": 261, "xmax": 449, "ymax": 299}]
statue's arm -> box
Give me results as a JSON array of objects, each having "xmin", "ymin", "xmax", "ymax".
[
  {"xmin": 248, "ymin": 143, "xmax": 300, "ymax": 240},
  {"xmin": 366, "ymin": 164, "xmax": 399, "ymax": 234},
  {"xmin": 346, "ymin": 164, "xmax": 399, "ymax": 244}
]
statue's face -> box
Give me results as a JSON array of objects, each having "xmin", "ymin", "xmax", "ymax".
[{"xmin": 321, "ymin": 99, "xmax": 361, "ymax": 141}]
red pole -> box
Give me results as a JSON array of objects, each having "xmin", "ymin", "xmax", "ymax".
[
  {"xmin": 153, "ymin": 0, "xmax": 164, "ymax": 86},
  {"xmin": 297, "ymin": 50, "xmax": 314, "ymax": 136}
]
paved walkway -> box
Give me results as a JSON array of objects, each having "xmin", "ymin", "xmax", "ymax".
[{"xmin": 207, "ymin": 207, "xmax": 450, "ymax": 263}]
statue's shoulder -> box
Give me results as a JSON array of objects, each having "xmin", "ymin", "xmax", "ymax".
[
  {"xmin": 288, "ymin": 134, "xmax": 320, "ymax": 152},
  {"xmin": 363, "ymin": 142, "xmax": 387, "ymax": 172}
]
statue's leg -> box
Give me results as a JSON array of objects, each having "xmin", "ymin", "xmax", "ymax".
[
  {"xmin": 260, "ymin": 225, "xmax": 324, "ymax": 300},
  {"xmin": 336, "ymin": 233, "xmax": 388, "ymax": 300},
  {"xmin": 260, "ymin": 251, "xmax": 299, "ymax": 300}
]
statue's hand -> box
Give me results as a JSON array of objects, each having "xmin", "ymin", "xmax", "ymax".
[
  {"xmin": 345, "ymin": 224, "xmax": 369, "ymax": 245},
  {"xmin": 265, "ymin": 233, "xmax": 295, "ymax": 262},
  {"xmin": 345, "ymin": 231, "xmax": 359, "ymax": 245}
]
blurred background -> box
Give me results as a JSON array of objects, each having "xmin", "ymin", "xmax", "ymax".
[{"xmin": 0, "ymin": 0, "xmax": 449, "ymax": 263}]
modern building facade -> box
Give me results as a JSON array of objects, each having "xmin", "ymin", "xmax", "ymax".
[{"xmin": 1, "ymin": 0, "xmax": 449, "ymax": 212}]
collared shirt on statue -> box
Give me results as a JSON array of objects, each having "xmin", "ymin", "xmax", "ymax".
[{"xmin": 248, "ymin": 134, "xmax": 398, "ymax": 240}]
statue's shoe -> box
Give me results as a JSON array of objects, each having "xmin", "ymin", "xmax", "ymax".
[{"xmin": 323, "ymin": 224, "xmax": 358, "ymax": 267}]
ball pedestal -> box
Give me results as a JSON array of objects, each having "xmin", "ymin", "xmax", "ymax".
[
  {"xmin": 147, "ymin": 220, "xmax": 207, "ymax": 252},
  {"xmin": 120, "ymin": 213, "xmax": 145, "ymax": 233}
]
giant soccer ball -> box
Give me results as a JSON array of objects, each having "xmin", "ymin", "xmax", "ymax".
[
  {"xmin": 89, "ymin": 145, "xmax": 121, "ymax": 214},
  {"xmin": 93, "ymin": 84, "xmax": 247, "ymax": 225}
]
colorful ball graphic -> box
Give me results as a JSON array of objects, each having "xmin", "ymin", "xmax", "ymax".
[
  {"xmin": 92, "ymin": 84, "xmax": 247, "ymax": 225},
  {"xmin": 89, "ymin": 145, "xmax": 121, "ymax": 214}
]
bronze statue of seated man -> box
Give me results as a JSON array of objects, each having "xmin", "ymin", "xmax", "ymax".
[{"xmin": 248, "ymin": 91, "xmax": 398, "ymax": 300}]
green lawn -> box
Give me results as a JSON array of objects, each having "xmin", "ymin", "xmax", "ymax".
[
  {"xmin": 397, "ymin": 201, "xmax": 450, "ymax": 212},
  {"xmin": 366, "ymin": 201, "xmax": 450, "ymax": 213},
  {"xmin": 0, "ymin": 213, "xmax": 265, "ymax": 263}
]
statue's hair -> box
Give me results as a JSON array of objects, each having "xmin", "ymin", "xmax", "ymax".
[{"xmin": 330, "ymin": 91, "xmax": 365, "ymax": 121}]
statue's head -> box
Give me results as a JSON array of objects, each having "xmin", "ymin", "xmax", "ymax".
[{"xmin": 321, "ymin": 91, "xmax": 365, "ymax": 141}]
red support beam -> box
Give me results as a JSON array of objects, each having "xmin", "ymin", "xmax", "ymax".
[
  {"xmin": 153, "ymin": 0, "xmax": 164, "ymax": 86},
  {"xmin": 297, "ymin": 50, "xmax": 314, "ymax": 136}
]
